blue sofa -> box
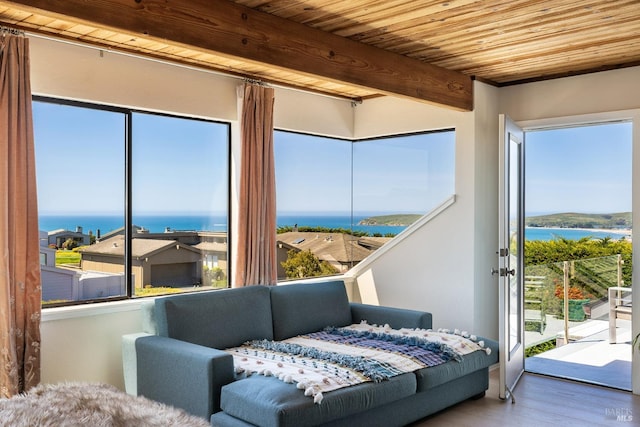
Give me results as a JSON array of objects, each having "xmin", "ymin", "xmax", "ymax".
[{"xmin": 122, "ymin": 280, "xmax": 498, "ymax": 426}]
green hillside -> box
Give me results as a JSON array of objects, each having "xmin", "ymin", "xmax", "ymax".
[
  {"xmin": 360, "ymin": 212, "xmax": 632, "ymax": 229},
  {"xmin": 525, "ymin": 212, "xmax": 631, "ymax": 229},
  {"xmin": 358, "ymin": 214, "xmax": 421, "ymax": 226}
]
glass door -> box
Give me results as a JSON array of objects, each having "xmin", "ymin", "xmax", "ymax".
[{"xmin": 498, "ymin": 114, "xmax": 525, "ymax": 401}]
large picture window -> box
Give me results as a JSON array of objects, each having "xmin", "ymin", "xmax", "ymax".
[
  {"xmin": 34, "ymin": 97, "xmax": 452, "ymax": 301},
  {"xmin": 33, "ymin": 98, "xmax": 230, "ymax": 306},
  {"xmin": 275, "ymin": 129, "xmax": 455, "ymax": 281}
]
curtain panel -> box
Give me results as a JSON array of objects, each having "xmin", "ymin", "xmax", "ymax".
[
  {"xmin": 0, "ymin": 33, "xmax": 41, "ymax": 397},
  {"xmin": 234, "ymin": 83, "xmax": 277, "ymax": 286}
]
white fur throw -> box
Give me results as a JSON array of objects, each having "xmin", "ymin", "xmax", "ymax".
[{"xmin": 0, "ymin": 382, "xmax": 209, "ymax": 427}]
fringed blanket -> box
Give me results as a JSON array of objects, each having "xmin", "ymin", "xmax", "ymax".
[{"xmin": 225, "ymin": 322, "xmax": 491, "ymax": 404}]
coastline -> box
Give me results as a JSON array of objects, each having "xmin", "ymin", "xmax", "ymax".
[
  {"xmin": 526, "ymin": 226, "xmax": 632, "ymax": 241},
  {"xmin": 38, "ymin": 214, "xmax": 633, "ymax": 241}
]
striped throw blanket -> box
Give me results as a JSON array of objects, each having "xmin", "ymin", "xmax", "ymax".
[{"xmin": 225, "ymin": 322, "xmax": 491, "ymax": 404}]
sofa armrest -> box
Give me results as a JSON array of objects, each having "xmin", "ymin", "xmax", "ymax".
[
  {"xmin": 135, "ymin": 335, "xmax": 235, "ymax": 420},
  {"xmin": 350, "ymin": 303, "xmax": 432, "ymax": 330}
]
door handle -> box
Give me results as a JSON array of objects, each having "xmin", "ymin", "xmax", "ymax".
[{"xmin": 491, "ymin": 268, "xmax": 515, "ymax": 277}]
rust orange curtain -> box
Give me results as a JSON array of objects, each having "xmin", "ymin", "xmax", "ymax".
[
  {"xmin": 234, "ymin": 83, "xmax": 277, "ymax": 286},
  {"xmin": 0, "ymin": 32, "xmax": 41, "ymax": 397}
]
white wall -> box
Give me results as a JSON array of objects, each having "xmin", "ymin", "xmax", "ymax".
[
  {"xmin": 472, "ymin": 83, "xmax": 500, "ymax": 337},
  {"xmin": 30, "ymin": 37, "xmax": 238, "ymax": 121},
  {"xmin": 499, "ymin": 66, "xmax": 640, "ymax": 122},
  {"xmin": 41, "ymin": 302, "xmax": 143, "ymax": 388},
  {"xmin": 351, "ymin": 83, "xmax": 499, "ymax": 338},
  {"xmin": 499, "ymin": 66, "xmax": 640, "ymax": 394},
  {"xmin": 274, "ymin": 87, "xmax": 353, "ymax": 139}
]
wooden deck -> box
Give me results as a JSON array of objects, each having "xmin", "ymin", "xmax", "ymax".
[{"xmin": 526, "ymin": 318, "xmax": 632, "ymax": 391}]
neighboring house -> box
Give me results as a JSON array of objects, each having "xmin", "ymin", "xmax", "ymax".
[
  {"xmin": 39, "ymin": 230, "xmax": 56, "ymax": 267},
  {"xmin": 192, "ymin": 240, "xmax": 228, "ymax": 273},
  {"xmin": 43, "ymin": 229, "xmax": 228, "ymax": 293},
  {"xmin": 40, "ymin": 230, "xmax": 126, "ymax": 302},
  {"xmin": 76, "ymin": 271, "xmax": 126, "ymax": 300},
  {"xmin": 80, "ymin": 235, "xmax": 203, "ymax": 289},
  {"xmin": 97, "ymin": 225, "xmax": 145, "ymax": 242},
  {"xmin": 275, "ymin": 241, "xmax": 296, "ymax": 279},
  {"xmin": 47, "ymin": 226, "xmax": 91, "ymax": 248},
  {"xmin": 136, "ymin": 230, "xmax": 229, "ymax": 280},
  {"xmin": 40, "ymin": 265, "xmax": 80, "ymax": 302},
  {"xmin": 356, "ymin": 237, "xmax": 392, "ymax": 251},
  {"xmin": 40, "ymin": 266, "xmax": 125, "ymax": 302},
  {"xmin": 277, "ymin": 231, "xmax": 378, "ymax": 278}
]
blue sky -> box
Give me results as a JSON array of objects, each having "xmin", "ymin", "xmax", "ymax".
[
  {"xmin": 525, "ymin": 121, "xmax": 632, "ymax": 215},
  {"xmin": 131, "ymin": 112, "xmax": 228, "ymax": 215},
  {"xmin": 33, "ymin": 101, "xmax": 228, "ymax": 215},
  {"xmin": 34, "ymin": 102, "xmax": 125, "ymax": 215},
  {"xmin": 33, "ymin": 100, "xmax": 632, "ymax": 217},
  {"xmin": 274, "ymin": 130, "xmax": 455, "ymax": 215}
]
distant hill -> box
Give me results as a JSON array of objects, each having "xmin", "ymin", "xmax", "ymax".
[
  {"xmin": 358, "ymin": 214, "xmax": 421, "ymax": 226},
  {"xmin": 525, "ymin": 212, "xmax": 632, "ymax": 229}
]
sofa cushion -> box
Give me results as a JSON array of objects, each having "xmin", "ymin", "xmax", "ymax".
[
  {"xmin": 350, "ymin": 303, "xmax": 432, "ymax": 330},
  {"xmin": 414, "ymin": 337, "xmax": 498, "ymax": 391},
  {"xmin": 155, "ymin": 286, "xmax": 273, "ymax": 349},
  {"xmin": 270, "ymin": 281, "xmax": 352, "ymax": 341},
  {"xmin": 219, "ymin": 373, "xmax": 416, "ymax": 427}
]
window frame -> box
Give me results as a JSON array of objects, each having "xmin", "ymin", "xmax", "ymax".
[
  {"xmin": 33, "ymin": 95, "xmax": 233, "ymax": 307},
  {"xmin": 273, "ymin": 127, "xmax": 456, "ymax": 281}
]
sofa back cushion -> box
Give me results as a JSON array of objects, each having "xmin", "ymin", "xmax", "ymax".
[
  {"xmin": 270, "ymin": 280, "xmax": 352, "ymax": 341},
  {"xmin": 155, "ymin": 286, "xmax": 273, "ymax": 349}
]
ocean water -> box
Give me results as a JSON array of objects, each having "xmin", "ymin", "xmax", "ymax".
[
  {"xmin": 38, "ymin": 215, "xmax": 227, "ymax": 235},
  {"xmin": 37, "ymin": 214, "xmax": 405, "ymax": 237},
  {"xmin": 38, "ymin": 214, "xmax": 630, "ymax": 241}
]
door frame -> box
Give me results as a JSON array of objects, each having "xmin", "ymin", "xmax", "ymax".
[{"xmin": 516, "ymin": 110, "xmax": 640, "ymax": 395}]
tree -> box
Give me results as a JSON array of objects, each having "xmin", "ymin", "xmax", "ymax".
[
  {"xmin": 62, "ymin": 237, "xmax": 78, "ymax": 250},
  {"xmin": 281, "ymin": 249, "xmax": 338, "ymax": 279},
  {"xmin": 524, "ymin": 237, "xmax": 633, "ymax": 297}
]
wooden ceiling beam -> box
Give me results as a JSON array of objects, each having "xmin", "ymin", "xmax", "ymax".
[{"xmin": 4, "ymin": 0, "xmax": 473, "ymax": 110}]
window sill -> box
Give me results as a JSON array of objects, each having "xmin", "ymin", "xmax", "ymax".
[
  {"xmin": 41, "ymin": 298, "xmax": 147, "ymax": 322},
  {"xmin": 41, "ymin": 275, "xmax": 354, "ymax": 322}
]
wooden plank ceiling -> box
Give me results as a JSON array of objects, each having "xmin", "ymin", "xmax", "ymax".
[{"xmin": 0, "ymin": 0, "xmax": 638, "ymax": 110}]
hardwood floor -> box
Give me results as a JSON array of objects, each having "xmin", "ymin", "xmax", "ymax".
[{"xmin": 409, "ymin": 369, "xmax": 639, "ymax": 426}]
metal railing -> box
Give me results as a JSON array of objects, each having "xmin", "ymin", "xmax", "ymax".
[{"xmin": 524, "ymin": 254, "xmax": 627, "ymax": 343}]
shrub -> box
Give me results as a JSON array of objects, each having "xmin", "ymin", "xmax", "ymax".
[
  {"xmin": 525, "ymin": 339, "xmax": 556, "ymax": 357},
  {"xmin": 281, "ymin": 249, "xmax": 338, "ymax": 279},
  {"xmin": 554, "ymin": 285, "xmax": 585, "ymax": 300}
]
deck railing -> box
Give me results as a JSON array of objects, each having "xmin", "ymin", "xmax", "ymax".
[{"xmin": 524, "ymin": 254, "xmax": 627, "ymax": 341}]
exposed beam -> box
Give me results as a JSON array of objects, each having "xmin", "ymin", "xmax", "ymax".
[{"xmin": 5, "ymin": 0, "xmax": 473, "ymax": 110}]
